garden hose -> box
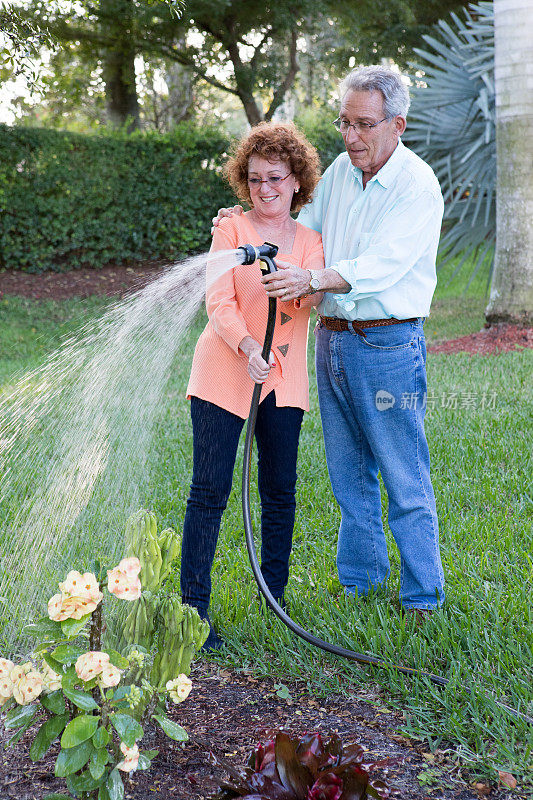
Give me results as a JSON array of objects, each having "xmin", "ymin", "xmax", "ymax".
[{"xmin": 239, "ymin": 242, "xmax": 532, "ymax": 727}]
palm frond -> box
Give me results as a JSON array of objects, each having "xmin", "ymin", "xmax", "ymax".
[{"xmin": 405, "ymin": 2, "xmax": 495, "ymax": 279}]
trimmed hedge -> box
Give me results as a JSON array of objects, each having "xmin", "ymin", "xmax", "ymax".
[
  {"xmin": 0, "ymin": 124, "xmax": 235, "ymax": 272},
  {"xmin": 0, "ymin": 118, "xmax": 344, "ymax": 273}
]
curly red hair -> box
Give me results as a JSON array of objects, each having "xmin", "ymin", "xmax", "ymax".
[{"xmin": 225, "ymin": 121, "xmax": 321, "ymax": 213}]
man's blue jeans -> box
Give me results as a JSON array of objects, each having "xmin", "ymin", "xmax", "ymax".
[
  {"xmin": 315, "ymin": 318, "xmax": 444, "ymax": 609},
  {"xmin": 180, "ymin": 392, "xmax": 304, "ymax": 613}
]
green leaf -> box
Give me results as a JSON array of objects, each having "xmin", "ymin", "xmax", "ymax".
[
  {"xmin": 62, "ymin": 685, "xmax": 99, "ymax": 712},
  {"xmin": 109, "ymin": 686, "xmax": 133, "ymax": 708},
  {"xmin": 24, "ymin": 617, "xmax": 64, "ymax": 642},
  {"xmin": 107, "ymin": 769, "xmax": 124, "ymax": 800},
  {"xmin": 152, "ymin": 714, "xmax": 188, "ymax": 741},
  {"xmin": 89, "ymin": 746, "xmax": 109, "ymax": 780},
  {"xmin": 92, "ymin": 725, "xmax": 111, "ymax": 748},
  {"xmin": 55, "ymin": 740, "xmax": 94, "ymax": 777},
  {"xmin": 98, "ymin": 786, "xmax": 112, "ymax": 800},
  {"xmin": 4, "ymin": 703, "xmax": 37, "ymax": 730},
  {"xmin": 42, "ymin": 653, "xmax": 64, "ymax": 674},
  {"xmin": 274, "ymin": 683, "xmax": 291, "ymax": 700},
  {"xmin": 29, "ymin": 714, "xmax": 68, "ymax": 761},
  {"xmin": 110, "ymin": 713, "xmax": 143, "ymax": 747},
  {"xmin": 89, "ymin": 747, "xmax": 110, "ymax": 781},
  {"xmin": 52, "ymin": 644, "xmax": 86, "ymax": 664},
  {"xmin": 40, "ymin": 690, "xmax": 66, "ymax": 715},
  {"xmin": 61, "ymin": 614, "xmax": 92, "ymax": 638},
  {"xmin": 143, "ymin": 748, "xmax": 158, "ymax": 760},
  {"xmin": 66, "ymin": 768, "xmax": 103, "ymax": 793},
  {"xmin": 137, "ymin": 753, "xmax": 155, "ymax": 770},
  {"xmin": 104, "ymin": 649, "xmax": 129, "ymax": 669},
  {"xmin": 5, "ymin": 714, "xmax": 37, "ymax": 747},
  {"xmin": 61, "ymin": 714, "xmax": 99, "ymax": 748}
]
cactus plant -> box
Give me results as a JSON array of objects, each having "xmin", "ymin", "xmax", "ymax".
[
  {"xmin": 151, "ymin": 597, "xmax": 209, "ymax": 688},
  {"xmin": 116, "ymin": 509, "xmax": 208, "ymax": 691}
]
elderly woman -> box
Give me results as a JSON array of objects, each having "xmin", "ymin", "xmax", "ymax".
[{"xmin": 180, "ymin": 122, "xmax": 324, "ymax": 649}]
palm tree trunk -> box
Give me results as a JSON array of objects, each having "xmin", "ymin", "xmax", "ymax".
[{"xmin": 485, "ymin": 0, "xmax": 533, "ymax": 325}]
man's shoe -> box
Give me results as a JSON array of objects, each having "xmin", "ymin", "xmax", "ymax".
[
  {"xmin": 258, "ymin": 592, "xmax": 288, "ymax": 614},
  {"xmin": 198, "ymin": 611, "xmax": 224, "ymax": 652},
  {"xmin": 201, "ymin": 625, "xmax": 224, "ymax": 651}
]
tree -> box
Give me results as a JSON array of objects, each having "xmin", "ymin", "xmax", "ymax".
[
  {"xmin": 0, "ymin": 1, "xmax": 54, "ymax": 86},
  {"xmin": 20, "ymin": 0, "xmax": 464, "ymax": 129},
  {"xmin": 485, "ymin": 0, "xmax": 533, "ymax": 324}
]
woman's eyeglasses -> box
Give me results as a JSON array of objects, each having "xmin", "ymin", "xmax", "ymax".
[{"xmin": 247, "ymin": 173, "xmax": 293, "ymax": 187}]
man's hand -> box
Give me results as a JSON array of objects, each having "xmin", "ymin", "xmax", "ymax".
[
  {"xmin": 239, "ymin": 336, "xmax": 275, "ymax": 383},
  {"xmin": 261, "ymin": 260, "xmax": 311, "ymax": 301},
  {"xmin": 211, "ymin": 205, "xmax": 244, "ymax": 232}
]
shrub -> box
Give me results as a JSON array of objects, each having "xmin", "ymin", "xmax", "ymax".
[{"xmin": 0, "ymin": 123, "xmax": 235, "ymax": 273}]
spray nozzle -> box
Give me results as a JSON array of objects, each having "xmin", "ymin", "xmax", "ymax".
[{"xmin": 238, "ymin": 242, "xmax": 279, "ymax": 275}]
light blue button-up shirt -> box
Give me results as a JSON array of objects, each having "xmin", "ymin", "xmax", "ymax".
[{"xmin": 297, "ymin": 140, "xmax": 444, "ymax": 320}]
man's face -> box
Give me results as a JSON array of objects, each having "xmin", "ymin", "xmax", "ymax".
[{"xmin": 339, "ymin": 89, "xmax": 406, "ymax": 177}]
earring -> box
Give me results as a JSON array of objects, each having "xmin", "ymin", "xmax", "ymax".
[{"xmin": 295, "ymin": 188, "xmax": 299, "ymax": 193}]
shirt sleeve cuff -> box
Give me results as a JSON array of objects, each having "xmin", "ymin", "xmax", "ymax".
[
  {"xmin": 221, "ymin": 321, "xmax": 251, "ymax": 354},
  {"xmin": 330, "ymin": 259, "xmax": 356, "ymax": 291}
]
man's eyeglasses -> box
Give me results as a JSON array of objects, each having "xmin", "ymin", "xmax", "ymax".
[
  {"xmin": 333, "ymin": 117, "xmax": 390, "ymax": 135},
  {"xmin": 247, "ymin": 173, "xmax": 293, "ymax": 187}
]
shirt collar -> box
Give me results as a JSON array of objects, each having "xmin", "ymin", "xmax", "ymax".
[{"xmin": 350, "ymin": 139, "xmax": 405, "ymax": 188}]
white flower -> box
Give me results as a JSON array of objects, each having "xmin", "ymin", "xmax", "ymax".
[{"xmin": 166, "ymin": 674, "xmax": 192, "ymax": 704}]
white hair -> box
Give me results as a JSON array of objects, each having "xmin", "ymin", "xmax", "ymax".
[{"xmin": 340, "ymin": 65, "xmax": 410, "ymax": 118}]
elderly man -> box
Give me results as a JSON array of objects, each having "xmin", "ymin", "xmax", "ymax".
[{"xmin": 216, "ymin": 65, "xmax": 445, "ymax": 613}]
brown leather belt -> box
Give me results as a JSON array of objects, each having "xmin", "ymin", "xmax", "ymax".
[{"xmin": 318, "ymin": 316, "xmax": 417, "ymax": 338}]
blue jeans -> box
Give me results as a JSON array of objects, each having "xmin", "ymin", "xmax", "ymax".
[
  {"xmin": 180, "ymin": 392, "xmax": 304, "ymax": 613},
  {"xmin": 315, "ymin": 319, "xmax": 444, "ymax": 609}
]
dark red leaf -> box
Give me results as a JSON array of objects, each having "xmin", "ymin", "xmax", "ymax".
[
  {"xmin": 338, "ymin": 744, "xmax": 365, "ymax": 768},
  {"xmin": 275, "ymin": 733, "xmax": 314, "ymax": 797},
  {"xmin": 324, "ymin": 734, "xmax": 343, "ymax": 762},
  {"xmin": 334, "ymin": 767, "xmax": 369, "ymax": 800},
  {"xmin": 307, "ymin": 773, "xmax": 343, "ymax": 800}
]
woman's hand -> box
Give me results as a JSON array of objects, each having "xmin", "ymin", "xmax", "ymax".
[{"xmin": 239, "ymin": 336, "xmax": 276, "ymax": 383}]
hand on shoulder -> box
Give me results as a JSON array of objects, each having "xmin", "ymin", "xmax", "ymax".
[{"xmin": 211, "ymin": 205, "xmax": 244, "ymax": 234}]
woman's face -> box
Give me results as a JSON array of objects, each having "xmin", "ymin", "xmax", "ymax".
[{"xmin": 247, "ymin": 155, "xmax": 299, "ymax": 219}]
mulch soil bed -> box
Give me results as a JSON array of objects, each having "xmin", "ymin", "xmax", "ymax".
[
  {"xmin": 0, "ymin": 662, "xmax": 520, "ymax": 800},
  {"xmin": 1, "ymin": 265, "xmax": 531, "ymax": 355}
]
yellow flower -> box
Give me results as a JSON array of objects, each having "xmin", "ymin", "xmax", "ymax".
[
  {"xmin": 9, "ymin": 662, "xmax": 32, "ymax": 684},
  {"xmin": 47, "ymin": 570, "xmax": 103, "ymax": 622},
  {"xmin": 107, "ymin": 557, "xmax": 141, "ymax": 601},
  {"xmin": 99, "ymin": 662, "xmax": 122, "ymax": 688},
  {"xmin": 117, "ymin": 742, "xmax": 139, "ymax": 772},
  {"xmin": 75, "ymin": 651, "xmax": 109, "ymax": 682},
  {"xmin": 0, "ymin": 658, "xmax": 15, "ymax": 678},
  {"xmin": 0, "ymin": 674, "xmax": 13, "ymax": 704},
  {"xmin": 166, "ymin": 674, "xmax": 192, "ymax": 704},
  {"xmin": 11, "ymin": 665, "xmax": 43, "ymax": 705},
  {"xmin": 59, "ymin": 571, "xmax": 103, "ymax": 605},
  {"xmin": 41, "ymin": 662, "xmax": 62, "ymax": 692}
]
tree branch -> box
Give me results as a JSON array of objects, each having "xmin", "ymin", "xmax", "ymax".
[{"xmin": 265, "ymin": 28, "xmax": 299, "ymax": 121}]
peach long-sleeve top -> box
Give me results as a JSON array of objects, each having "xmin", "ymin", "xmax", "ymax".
[{"xmin": 187, "ymin": 214, "xmax": 324, "ymax": 419}]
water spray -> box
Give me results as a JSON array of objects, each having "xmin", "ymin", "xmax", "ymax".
[{"xmin": 237, "ymin": 242, "xmax": 532, "ymax": 727}]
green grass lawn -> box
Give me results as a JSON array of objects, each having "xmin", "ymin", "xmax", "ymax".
[{"xmin": 1, "ymin": 263, "xmax": 532, "ymax": 787}]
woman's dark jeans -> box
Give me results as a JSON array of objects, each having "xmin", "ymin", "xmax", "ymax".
[{"xmin": 180, "ymin": 392, "xmax": 304, "ymax": 614}]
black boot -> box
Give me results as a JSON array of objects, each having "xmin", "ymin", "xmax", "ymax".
[{"xmin": 198, "ymin": 610, "xmax": 224, "ymax": 651}]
